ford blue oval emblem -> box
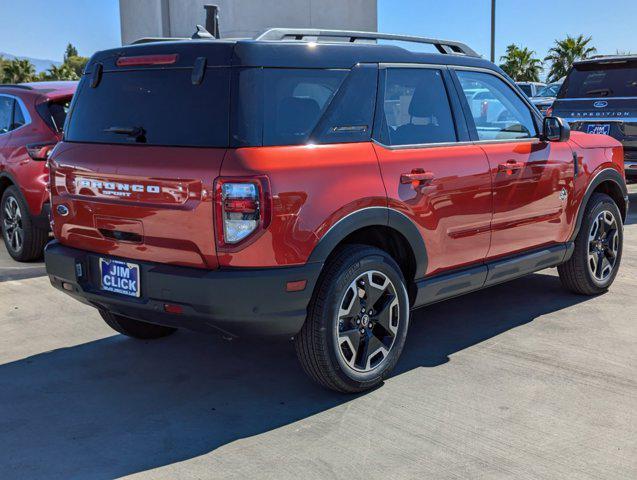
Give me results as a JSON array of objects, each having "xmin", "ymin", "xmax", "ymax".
[
  {"xmin": 593, "ymin": 101, "xmax": 608, "ymax": 108},
  {"xmin": 56, "ymin": 205, "xmax": 69, "ymax": 216}
]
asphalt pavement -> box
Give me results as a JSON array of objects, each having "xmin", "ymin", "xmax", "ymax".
[{"xmin": 0, "ymin": 187, "xmax": 635, "ymax": 479}]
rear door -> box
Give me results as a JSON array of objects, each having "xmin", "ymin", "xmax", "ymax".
[
  {"xmin": 50, "ymin": 60, "xmax": 231, "ymax": 269},
  {"xmin": 453, "ymin": 68, "xmax": 575, "ymax": 259},
  {"xmin": 373, "ymin": 66, "xmax": 492, "ymax": 276}
]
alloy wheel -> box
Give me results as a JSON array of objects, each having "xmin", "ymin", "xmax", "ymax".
[
  {"xmin": 335, "ymin": 270, "xmax": 400, "ymax": 373},
  {"xmin": 588, "ymin": 210, "xmax": 619, "ymax": 282},
  {"xmin": 3, "ymin": 196, "xmax": 24, "ymax": 253}
]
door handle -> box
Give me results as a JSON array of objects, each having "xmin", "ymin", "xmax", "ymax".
[
  {"xmin": 498, "ymin": 160, "xmax": 525, "ymax": 172},
  {"xmin": 400, "ymin": 170, "xmax": 435, "ymax": 186}
]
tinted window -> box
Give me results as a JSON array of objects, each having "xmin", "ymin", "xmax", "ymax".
[
  {"xmin": 262, "ymin": 69, "xmax": 346, "ymax": 146},
  {"xmin": 66, "ymin": 68, "xmax": 230, "ymax": 147},
  {"xmin": 311, "ymin": 64, "xmax": 377, "ymax": 144},
  {"xmin": 0, "ymin": 97, "xmax": 13, "ymax": 134},
  {"xmin": 559, "ymin": 61, "xmax": 637, "ymax": 98},
  {"xmin": 519, "ymin": 84, "xmax": 533, "ymax": 96},
  {"xmin": 12, "ymin": 101, "xmax": 26, "ymax": 129},
  {"xmin": 457, "ymin": 70, "xmax": 537, "ymax": 140},
  {"xmin": 381, "ymin": 68, "xmax": 457, "ymax": 146}
]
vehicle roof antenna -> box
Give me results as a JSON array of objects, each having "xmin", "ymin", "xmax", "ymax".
[
  {"xmin": 204, "ymin": 4, "xmax": 220, "ymax": 39},
  {"xmin": 191, "ymin": 24, "xmax": 214, "ymax": 39}
]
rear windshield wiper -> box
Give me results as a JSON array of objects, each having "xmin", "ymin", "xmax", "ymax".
[
  {"xmin": 103, "ymin": 126, "xmax": 147, "ymax": 142},
  {"xmin": 585, "ymin": 88, "xmax": 612, "ymax": 97}
]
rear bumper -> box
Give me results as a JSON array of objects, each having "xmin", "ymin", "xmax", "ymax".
[{"xmin": 44, "ymin": 241, "xmax": 322, "ymax": 337}]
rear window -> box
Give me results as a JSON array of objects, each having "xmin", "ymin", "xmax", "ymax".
[
  {"xmin": 559, "ymin": 60, "xmax": 637, "ymax": 98},
  {"xmin": 37, "ymin": 97, "xmax": 71, "ymax": 133},
  {"xmin": 66, "ymin": 68, "xmax": 230, "ymax": 147}
]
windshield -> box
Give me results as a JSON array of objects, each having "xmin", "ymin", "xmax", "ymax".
[
  {"xmin": 558, "ymin": 60, "xmax": 637, "ymax": 98},
  {"xmin": 535, "ymin": 84, "xmax": 560, "ymax": 97}
]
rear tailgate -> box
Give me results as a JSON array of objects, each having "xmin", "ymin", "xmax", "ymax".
[
  {"xmin": 49, "ymin": 46, "xmax": 233, "ymax": 269},
  {"xmin": 50, "ymin": 143, "xmax": 223, "ymax": 269}
]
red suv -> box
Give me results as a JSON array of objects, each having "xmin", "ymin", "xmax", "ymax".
[
  {"xmin": 44, "ymin": 30, "xmax": 628, "ymax": 392},
  {"xmin": 0, "ymin": 81, "xmax": 77, "ymax": 261}
]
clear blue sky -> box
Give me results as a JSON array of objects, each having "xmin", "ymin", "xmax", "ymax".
[{"xmin": 0, "ymin": 0, "xmax": 635, "ymax": 64}]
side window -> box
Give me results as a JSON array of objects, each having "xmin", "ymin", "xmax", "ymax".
[
  {"xmin": 0, "ymin": 97, "xmax": 13, "ymax": 134},
  {"xmin": 381, "ymin": 68, "xmax": 457, "ymax": 146},
  {"xmin": 456, "ymin": 70, "xmax": 537, "ymax": 141},
  {"xmin": 12, "ymin": 101, "xmax": 26, "ymax": 129},
  {"xmin": 262, "ymin": 68, "xmax": 347, "ymax": 146}
]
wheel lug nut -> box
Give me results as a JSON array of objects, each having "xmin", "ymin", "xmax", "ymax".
[
  {"xmin": 361, "ymin": 308, "xmax": 365, "ymax": 313},
  {"xmin": 356, "ymin": 319, "xmax": 360, "ymax": 325}
]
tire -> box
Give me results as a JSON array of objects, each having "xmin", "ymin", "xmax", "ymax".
[
  {"xmin": 558, "ymin": 193, "xmax": 623, "ymax": 295},
  {"xmin": 1, "ymin": 186, "xmax": 49, "ymax": 262},
  {"xmin": 99, "ymin": 310, "xmax": 177, "ymax": 339},
  {"xmin": 295, "ymin": 245, "xmax": 410, "ymax": 393}
]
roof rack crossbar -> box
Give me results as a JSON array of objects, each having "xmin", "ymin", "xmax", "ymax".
[{"xmin": 255, "ymin": 28, "xmax": 479, "ymax": 57}]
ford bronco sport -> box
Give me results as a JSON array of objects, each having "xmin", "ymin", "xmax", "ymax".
[
  {"xmin": 44, "ymin": 29, "xmax": 628, "ymax": 393},
  {"xmin": 1, "ymin": 81, "xmax": 76, "ymax": 261},
  {"xmin": 551, "ymin": 55, "xmax": 637, "ymax": 183}
]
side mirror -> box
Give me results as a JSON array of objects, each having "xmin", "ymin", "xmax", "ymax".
[{"xmin": 542, "ymin": 116, "xmax": 570, "ymax": 142}]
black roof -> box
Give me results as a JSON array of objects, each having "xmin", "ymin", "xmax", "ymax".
[{"xmin": 86, "ymin": 37, "xmax": 499, "ymax": 74}]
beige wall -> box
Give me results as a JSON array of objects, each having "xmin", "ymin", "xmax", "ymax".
[{"xmin": 119, "ymin": 0, "xmax": 377, "ymax": 44}]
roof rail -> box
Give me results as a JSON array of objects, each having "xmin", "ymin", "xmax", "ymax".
[
  {"xmin": 0, "ymin": 84, "xmax": 33, "ymax": 90},
  {"xmin": 255, "ymin": 28, "xmax": 479, "ymax": 57}
]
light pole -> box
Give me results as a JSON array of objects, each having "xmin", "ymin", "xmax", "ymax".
[{"xmin": 490, "ymin": 0, "xmax": 496, "ymax": 62}]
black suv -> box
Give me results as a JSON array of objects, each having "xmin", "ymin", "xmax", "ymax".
[{"xmin": 552, "ymin": 55, "xmax": 637, "ymax": 183}]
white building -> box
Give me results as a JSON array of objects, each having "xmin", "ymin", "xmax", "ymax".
[{"xmin": 119, "ymin": 0, "xmax": 378, "ymax": 45}]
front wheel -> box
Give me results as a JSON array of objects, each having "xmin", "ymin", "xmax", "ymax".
[
  {"xmin": 558, "ymin": 193, "xmax": 623, "ymax": 295},
  {"xmin": 295, "ymin": 245, "xmax": 410, "ymax": 393},
  {"xmin": 1, "ymin": 186, "xmax": 49, "ymax": 262}
]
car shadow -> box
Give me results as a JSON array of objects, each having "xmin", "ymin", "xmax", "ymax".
[{"xmin": 0, "ymin": 271, "xmax": 594, "ymax": 479}]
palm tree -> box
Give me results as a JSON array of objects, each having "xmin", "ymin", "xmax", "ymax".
[
  {"xmin": 544, "ymin": 35, "xmax": 596, "ymax": 82},
  {"xmin": 499, "ymin": 44, "xmax": 542, "ymax": 82},
  {"xmin": 41, "ymin": 63, "xmax": 79, "ymax": 81},
  {"xmin": 2, "ymin": 58, "xmax": 36, "ymax": 83}
]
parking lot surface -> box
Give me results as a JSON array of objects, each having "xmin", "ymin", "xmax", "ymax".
[{"xmin": 1, "ymin": 187, "xmax": 636, "ymax": 480}]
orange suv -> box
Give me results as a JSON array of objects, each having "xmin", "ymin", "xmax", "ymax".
[{"xmin": 44, "ymin": 30, "xmax": 628, "ymax": 392}]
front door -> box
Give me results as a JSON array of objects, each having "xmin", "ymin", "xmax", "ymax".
[
  {"xmin": 373, "ymin": 66, "xmax": 493, "ymax": 276},
  {"xmin": 454, "ymin": 69, "xmax": 575, "ymax": 259}
]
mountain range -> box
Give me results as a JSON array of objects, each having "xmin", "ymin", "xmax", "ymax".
[{"xmin": 0, "ymin": 52, "xmax": 61, "ymax": 73}]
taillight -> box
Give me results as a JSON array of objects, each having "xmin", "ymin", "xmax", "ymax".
[
  {"xmin": 26, "ymin": 142, "xmax": 56, "ymax": 161},
  {"xmin": 481, "ymin": 100, "xmax": 489, "ymax": 117},
  {"xmin": 214, "ymin": 177, "xmax": 271, "ymax": 247}
]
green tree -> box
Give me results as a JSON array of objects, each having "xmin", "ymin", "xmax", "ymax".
[
  {"xmin": 64, "ymin": 43, "xmax": 79, "ymax": 61},
  {"xmin": 544, "ymin": 34, "xmax": 597, "ymax": 82},
  {"xmin": 499, "ymin": 44, "xmax": 542, "ymax": 82},
  {"xmin": 64, "ymin": 55, "xmax": 89, "ymax": 77},
  {"xmin": 2, "ymin": 58, "xmax": 36, "ymax": 83},
  {"xmin": 0, "ymin": 56, "xmax": 5, "ymax": 83},
  {"xmin": 41, "ymin": 63, "xmax": 79, "ymax": 81}
]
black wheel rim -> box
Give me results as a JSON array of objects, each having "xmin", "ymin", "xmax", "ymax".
[
  {"xmin": 335, "ymin": 270, "xmax": 400, "ymax": 373},
  {"xmin": 588, "ymin": 210, "xmax": 619, "ymax": 282},
  {"xmin": 3, "ymin": 196, "xmax": 23, "ymax": 253}
]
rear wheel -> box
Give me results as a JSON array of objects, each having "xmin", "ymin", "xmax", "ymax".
[
  {"xmin": 558, "ymin": 193, "xmax": 623, "ymax": 295},
  {"xmin": 99, "ymin": 310, "xmax": 177, "ymax": 339},
  {"xmin": 295, "ymin": 245, "xmax": 410, "ymax": 393},
  {"xmin": 1, "ymin": 186, "xmax": 49, "ymax": 262}
]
